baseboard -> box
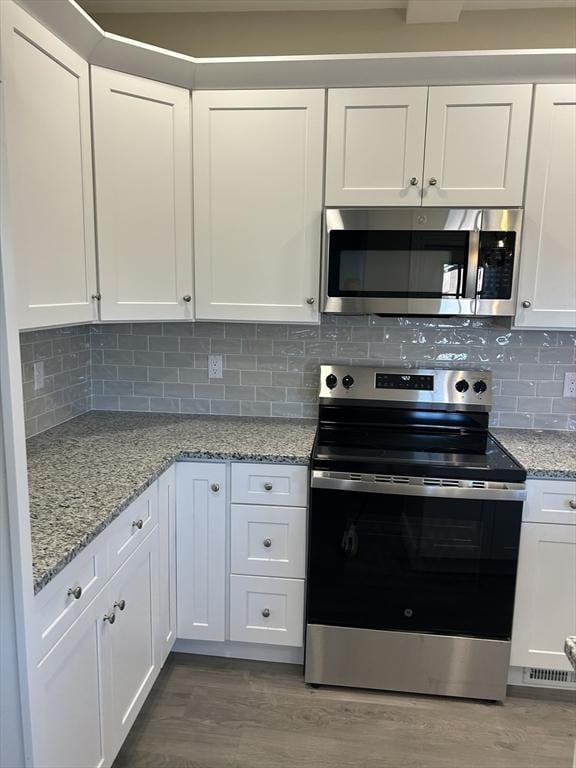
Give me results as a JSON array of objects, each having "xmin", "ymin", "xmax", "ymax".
[{"xmin": 173, "ymin": 638, "xmax": 304, "ymax": 665}]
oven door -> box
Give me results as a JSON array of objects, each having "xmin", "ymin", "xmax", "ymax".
[
  {"xmin": 322, "ymin": 208, "xmax": 480, "ymax": 316},
  {"xmin": 307, "ymin": 480, "xmax": 523, "ymax": 641}
]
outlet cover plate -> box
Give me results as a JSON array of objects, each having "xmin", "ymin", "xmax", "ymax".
[
  {"xmin": 209, "ymin": 355, "xmax": 223, "ymax": 379},
  {"xmin": 563, "ymin": 371, "xmax": 576, "ymax": 398}
]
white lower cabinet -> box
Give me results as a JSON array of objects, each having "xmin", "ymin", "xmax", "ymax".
[
  {"xmin": 158, "ymin": 465, "xmax": 177, "ymax": 664},
  {"xmin": 229, "ymin": 574, "xmax": 305, "ymax": 647},
  {"xmin": 176, "ymin": 462, "xmax": 227, "ymax": 641},
  {"xmin": 511, "ymin": 479, "xmax": 576, "ymax": 672},
  {"xmin": 33, "ymin": 589, "xmax": 108, "ymax": 768}
]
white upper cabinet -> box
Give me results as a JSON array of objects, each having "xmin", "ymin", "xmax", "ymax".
[
  {"xmin": 193, "ymin": 89, "xmax": 325, "ymax": 323},
  {"xmin": 423, "ymin": 85, "xmax": 532, "ymax": 207},
  {"xmin": 0, "ymin": 1, "xmax": 97, "ymax": 329},
  {"xmin": 325, "ymin": 87, "xmax": 427, "ymax": 206},
  {"xmin": 91, "ymin": 67, "xmax": 193, "ymax": 321},
  {"xmin": 515, "ymin": 84, "xmax": 576, "ymax": 330}
]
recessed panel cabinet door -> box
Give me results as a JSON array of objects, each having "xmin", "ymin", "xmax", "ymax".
[
  {"xmin": 33, "ymin": 590, "xmax": 108, "ymax": 768},
  {"xmin": 423, "ymin": 85, "xmax": 532, "ymax": 207},
  {"xmin": 1, "ymin": 1, "xmax": 98, "ymax": 329},
  {"xmin": 91, "ymin": 67, "xmax": 193, "ymax": 321},
  {"xmin": 510, "ymin": 522, "xmax": 576, "ymax": 671},
  {"xmin": 102, "ymin": 529, "xmax": 160, "ymax": 762},
  {"xmin": 515, "ymin": 84, "xmax": 576, "ymax": 330},
  {"xmin": 193, "ymin": 89, "xmax": 324, "ymax": 322},
  {"xmin": 176, "ymin": 463, "xmax": 227, "ymax": 641},
  {"xmin": 158, "ymin": 465, "xmax": 177, "ymax": 664},
  {"xmin": 325, "ymin": 87, "xmax": 428, "ymax": 206}
]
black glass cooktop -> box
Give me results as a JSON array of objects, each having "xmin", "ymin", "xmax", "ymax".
[{"xmin": 312, "ymin": 406, "xmax": 525, "ymax": 483}]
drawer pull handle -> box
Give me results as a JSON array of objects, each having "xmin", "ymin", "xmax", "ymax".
[
  {"xmin": 262, "ymin": 608, "xmax": 271, "ymax": 618},
  {"xmin": 263, "ymin": 538, "xmax": 272, "ymax": 548},
  {"xmin": 570, "ymin": 500, "xmax": 576, "ymax": 510},
  {"xmin": 264, "ymin": 482, "xmax": 273, "ymax": 491},
  {"xmin": 211, "ymin": 483, "xmax": 220, "ymax": 493},
  {"xmin": 67, "ymin": 585, "xmax": 82, "ymax": 600},
  {"xmin": 132, "ymin": 519, "xmax": 144, "ymax": 530},
  {"xmin": 114, "ymin": 599, "xmax": 126, "ymax": 611},
  {"xmin": 103, "ymin": 611, "xmax": 116, "ymax": 625}
]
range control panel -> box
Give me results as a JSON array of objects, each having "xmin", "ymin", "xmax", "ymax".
[{"xmin": 320, "ymin": 365, "xmax": 491, "ymax": 409}]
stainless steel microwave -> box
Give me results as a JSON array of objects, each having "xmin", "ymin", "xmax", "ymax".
[{"xmin": 322, "ymin": 208, "xmax": 523, "ymax": 317}]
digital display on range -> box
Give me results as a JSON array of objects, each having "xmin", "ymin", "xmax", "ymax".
[{"xmin": 375, "ymin": 373, "xmax": 434, "ymax": 391}]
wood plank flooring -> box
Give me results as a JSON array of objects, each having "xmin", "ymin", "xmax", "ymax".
[{"xmin": 113, "ymin": 653, "xmax": 576, "ymax": 768}]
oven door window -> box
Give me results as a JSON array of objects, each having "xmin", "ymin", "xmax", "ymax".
[
  {"xmin": 328, "ymin": 230, "xmax": 469, "ymax": 299},
  {"xmin": 307, "ymin": 489, "xmax": 522, "ymax": 640}
]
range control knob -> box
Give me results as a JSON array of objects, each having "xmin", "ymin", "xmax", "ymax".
[
  {"xmin": 325, "ymin": 374, "xmax": 338, "ymax": 390},
  {"xmin": 473, "ymin": 380, "xmax": 488, "ymax": 394},
  {"xmin": 455, "ymin": 380, "xmax": 469, "ymax": 393},
  {"xmin": 342, "ymin": 375, "xmax": 355, "ymax": 390}
]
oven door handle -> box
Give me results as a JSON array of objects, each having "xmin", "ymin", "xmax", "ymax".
[{"xmin": 311, "ymin": 471, "xmax": 526, "ymax": 502}]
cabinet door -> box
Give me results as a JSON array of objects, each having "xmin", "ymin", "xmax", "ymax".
[
  {"xmin": 325, "ymin": 87, "xmax": 427, "ymax": 206},
  {"xmin": 0, "ymin": 1, "xmax": 97, "ymax": 329},
  {"xmin": 193, "ymin": 89, "xmax": 324, "ymax": 322},
  {"xmin": 176, "ymin": 462, "xmax": 226, "ymax": 641},
  {"xmin": 102, "ymin": 529, "xmax": 160, "ymax": 762},
  {"xmin": 423, "ymin": 85, "xmax": 532, "ymax": 207},
  {"xmin": 158, "ymin": 465, "xmax": 177, "ymax": 664},
  {"xmin": 511, "ymin": 522, "xmax": 576, "ymax": 671},
  {"xmin": 91, "ymin": 67, "xmax": 193, "ymax": 321},
  {"xmin": 32, "ymin": 591, "xmax": 108, "ymax": 768},
  {"xmin": 515, "ymin": 84, "xmax": 576, "ymax": 329}
]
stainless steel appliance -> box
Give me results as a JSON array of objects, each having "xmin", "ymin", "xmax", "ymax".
[
  {"xmin": 305, "ymin": 365, "xmax": 527, "ymax": 701},
  {"xmin": 322, "ymin": 208, "xmax": 522, "ymax": 317}
]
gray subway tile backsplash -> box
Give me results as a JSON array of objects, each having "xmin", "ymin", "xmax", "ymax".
[{"xmin": 20, "ymin": 318, "xmax": 576, "ymax": 436}]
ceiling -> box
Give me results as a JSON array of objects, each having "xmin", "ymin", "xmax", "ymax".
[{"xmin": 79, "ymin": 0, "xmax": 576, "ymax": 16}]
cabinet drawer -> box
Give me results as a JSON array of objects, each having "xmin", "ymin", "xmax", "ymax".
[
  {"xmin": 33, "ymin": 543, "xmax": 105, "ymax": 661},
  {"xmin": 231, "ymin": 463, "xmax": 308, "ymax": 507},
  {"xmin": 229, "ymin": 575, "xmax": 304, "ymax": 647},
  {"xmin": 108, "ymin": 484, "xmax": 158, "ymax": 575},
  {"xmin": 524, "ymin": 479, "xmax": 576, "ymax": 525},
  {"xmin": 230, "ymin": 504, "xmax": 306, "ymax": 578}
]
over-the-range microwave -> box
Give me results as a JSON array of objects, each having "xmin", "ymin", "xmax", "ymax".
[{"xmin": 321, "ymin": 208, "xmax": 522, "ymax": 317}]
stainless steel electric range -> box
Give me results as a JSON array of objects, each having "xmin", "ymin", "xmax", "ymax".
[{"xmin": 305, "ymin": 365, "xmax": 527, "ymax": 702}]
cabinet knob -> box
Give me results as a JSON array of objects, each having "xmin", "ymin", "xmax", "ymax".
[
  {"xmin": 91, "ymin": 293, "xmax": 101, "ymax": 301},
  {"xmin": 67, "ymin": 585, "xmax": 82, "ymax": 600},
  {"xmin": 409, "ymin": 177, "xmax": 419, "ymax": 186},
  {"xmin": 263, "ymin": 538, "xmax": 272, "ymax": 548},
  {"xmin": 264, "ymin": 482, "xmax": 273, "ymax": 491},
  {"xmin": 306, "ymin": 297, "xmax": 315, "ymax": 305},
  {"xmin": 262, "ymin": 608, "xmax": 271, "ymax": 618},
  {"xmin": 522, "ymin": 300, "xmax": 532, "ymax": 309},
  {"xmin": 132, "ymin": 519, "xmax": 143, "ymax": 530},
  {"xmin": 103, "ymin": 611, "xmax": 116, "ymax": 624},
  {"xmin": 114, "ymin": 599, "xmax": 126, "ymax": 611},
  {"xmin": 211, "ymin": 483, "xmax": 220, "ymax": 493},
  {"xmin": 183, "ymin": 294, "xmax": 192, "ymax": 303},
  {"xmin": 429, "ymin": 177, "xmax": 438, "ymax": 186},
  {"xmin": 569, "ymin": 500, "xmax": 576, "ymax": 510}
]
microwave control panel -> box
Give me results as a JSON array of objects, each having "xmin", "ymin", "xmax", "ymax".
[{"xmin": 477, "ymin": 231, "xmax": 516, "ymax": 300}]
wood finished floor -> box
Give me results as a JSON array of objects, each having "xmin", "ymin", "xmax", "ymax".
[{"xmin": 113, "ymin": 653, "xmax": 576, "ymax": 768}]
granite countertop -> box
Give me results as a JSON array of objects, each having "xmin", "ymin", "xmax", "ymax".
[
  {"xmin": 565, "ymin": 637, "xmax": 576, "ymax": 671},
  {"xmin": 492, "ymin": 428, "xmax": 576, "ymax": 481},
  {"xmin": 27, "ymin": 411, "xmax": 316, "ymax": 593}
]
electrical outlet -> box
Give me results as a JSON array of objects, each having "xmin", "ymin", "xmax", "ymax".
[
  {"xmin": 208, "ymin": 355, "xmax": 223, "ymax": 379},
  {"xmin": 33, "ymin": 361, "xmax": 45, "ymax": 391},
  {"xmin": 563, "ymin": 371, "xmax": 576, "ymax": 398}
]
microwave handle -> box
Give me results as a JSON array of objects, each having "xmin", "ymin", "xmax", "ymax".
[{"xmin": 464, "ymin": 229, "xmax": 480, "ymax": 300}]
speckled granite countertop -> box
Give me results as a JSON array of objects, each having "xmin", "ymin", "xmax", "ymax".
[
  {"xmin": 565, "ymin": 637, "xmax": 576, "ymax": 671},
  {"xmin": 27, "ymin": 411, "xmax": 316, "ymax": 593},
  {"xmin": 492, "ymin": 429, "xmax": 576, "ymax": 481}
]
